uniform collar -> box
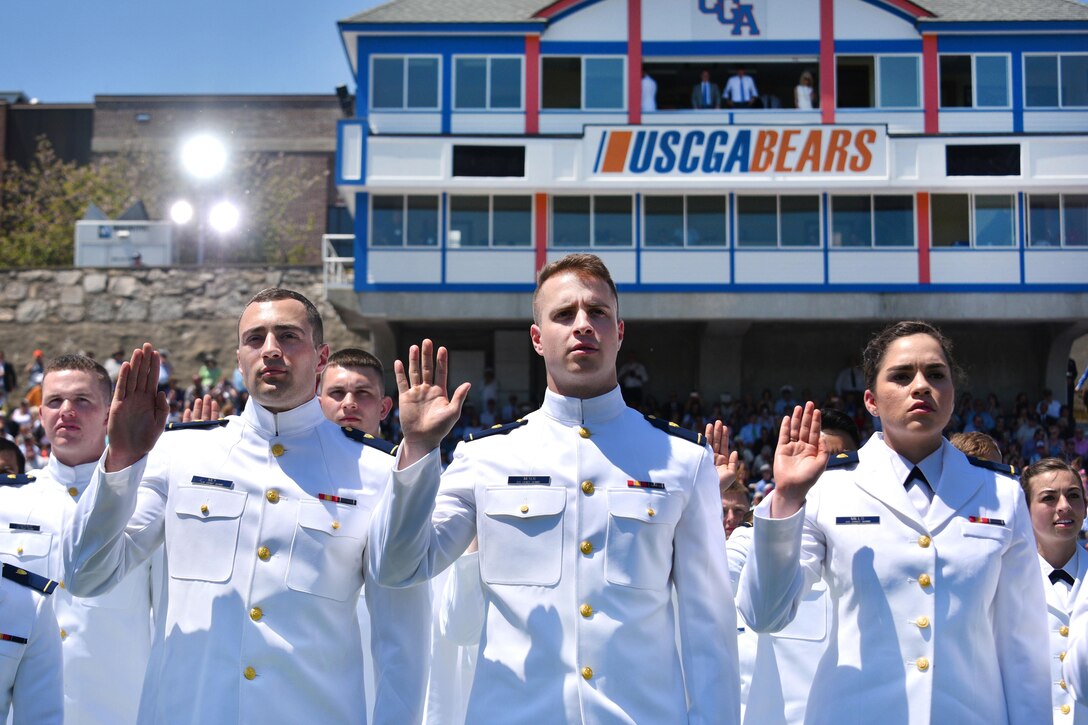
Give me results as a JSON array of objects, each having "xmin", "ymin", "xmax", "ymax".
[
  {"xmin": 1039, "ymin": 549, "xmax": 1079, "ymax": 580},
  {"xmin": 241, "ymin": 397, "xmax": 325, "ymax": 438},
  {"xmin": 540, "ymin": 386, "xmax": 626, "ymax": 426},
  {"xmin": 44, "ymin": 454, "xmax": 99, "ymax": 496},
  {"xmin": 878, "ymin": 433, "xmax": 945, "ymax": 494}
]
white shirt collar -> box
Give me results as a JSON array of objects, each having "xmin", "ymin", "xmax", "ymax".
[{"xmin": 871, "ymin": 432, "xmax": 945, "ymax": 493}]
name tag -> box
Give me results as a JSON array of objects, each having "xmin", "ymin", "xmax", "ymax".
[
  {"xmin": 508, "ymin": 476, "xmax": 550, "ymax": 485},
  {"xmin": 967, "ymin": 516, "xmax": 1006, "ymax": 526},
  {"xmin": 7, "ymin": 523, "xmax": 40, "ymax": 532},
  {"xmin": 836, "ymin": 516, "xmax": 880, "ymax": 525},
  {"xmin": 191, "ymin": 476, "xmax": 234, "ymax": 489},
  {"xmin": 627, "ymin": 479, "xmax": 665, "ymax": 490},
  {"xmin": 318, "ymin": 493, "xmax": 357, "ymax": 506}
]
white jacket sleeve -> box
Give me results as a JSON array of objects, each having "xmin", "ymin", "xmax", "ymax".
[
  {"xmin": 672, "ymin": 449, "xmax": 740, "ymax": 725},
  {"xmin": 11, "ymin": 595, "xmax": 62, "ymax": 725},
  {"xmin": 439, "ymin": 552, "xmax": 484, "ymax": 647},
  {"xmin": 365, "ymin": 569, "xmax": 432, "ymax": 725}
]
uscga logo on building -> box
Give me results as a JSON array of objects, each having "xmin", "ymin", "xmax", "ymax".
[{"xmin": 588, "ymin": 125, "xmax": 888, "ymax": 179}]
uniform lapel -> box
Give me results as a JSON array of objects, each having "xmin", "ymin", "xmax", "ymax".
[
  {"xmin": 1070, "ymin": 547, "xmax": 1088, "ymax": 615},
  {"xmin": 852, "ymin": 437, "xmax": 927, "ymax": 530},
  {"xmin": 923, "ymin": 441, "xmax": 983, "ymax": 533},
  {"xmin": 1042, "ymin": 554, "xmax": 1070, "ymax": 618}
]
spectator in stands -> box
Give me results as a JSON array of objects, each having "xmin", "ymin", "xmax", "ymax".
[{"xmin": 950, "ymin": 431, "xmax": 1003, "ymax": 463}]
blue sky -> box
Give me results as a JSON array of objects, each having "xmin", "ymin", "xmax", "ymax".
[{"xmin": 0, "ymin": 0, "xmax": 384, "ymax": 102}]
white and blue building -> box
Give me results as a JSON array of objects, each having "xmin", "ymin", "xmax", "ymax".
[{"xmin": 328, "ymin": 0, "xmax": 1088, "ymax": 402}]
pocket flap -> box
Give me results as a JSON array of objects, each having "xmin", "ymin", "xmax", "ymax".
[
  {"xmin": 484, "ymin": 487, "xmax": 566, "ymax": 519},
  {"xmin": 0, "ymin": 531, "xmax": 52, "ymax": 559},
  {"xmin": 959, "ymin": 519, "xmax": 1011, "ymax": 541},
  {"xmin": 608, "ymin": 490, "xmax": 682, "ymax": 524},
  {"xmin": 297, "ymin": 499, "xmax": 367, "ymax": 536},
  {"xmin": 174, "ymin": 486, "xmax": 247, "ymax": 520}
]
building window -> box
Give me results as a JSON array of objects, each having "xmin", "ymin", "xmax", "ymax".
[
  {"xmin": 449, "ymin": 195, "xmax": 532, "ymax": 247},
  {"xmin": 551, "ymin": 196, "xmax": 633, "ymax": 247},
  {"xmin": 940, "ymin": 55, "xmax": 1010, "ymax": 108},
  {"xmin": 831, "ymin": 195, "xmax": 914, "ymax": 247},
  {"xmin": 371, "ymin": 56, "xmax": 440, "ymax": 110},
  {"xmin": 454, "ymin": 57, "xmax": 523, "ymax": 110},
  {"xmin": 542, "ymin": 57, "xmax": 626, "ymax": 111},
  {"xmin": 836, "ymin": 55, "xmax": 920, "ymax": 109},
  {"xmin": 931, "ymin": 194, "xmax": 1016, "ymax": 247},
  {"xmin": 370, "ymin": 195, "xmax": 439, "ymax": 247},
  {"xmin": 1028, "ymin": 194, "xmax": 1088, "ymax": 247},
  {"xmin": 736, "ymin": 196, "xmax": 821, "ymax": 248},
  {"xmin": 1025, "ymin": 55, "xmax": 1088, "ymax": 108},
  {"xmin": 644, "ymin": 196, "xmax": 727, "ymax": 247}
]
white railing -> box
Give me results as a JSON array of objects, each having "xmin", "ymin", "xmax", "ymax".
[{"xmin": 322, "ymin": 234, "xmax": 355, "ymax": 295}]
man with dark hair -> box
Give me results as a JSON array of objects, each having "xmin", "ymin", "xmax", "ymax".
[
  {"xmin": 819, "ymin": 408, "xmax": 861, "ymax": 454},
  {"xmin": 373, "ymin": 254, "xmax": 739, "ymax": 724},
  {"xmin": 0, "ymin": 354, "xmax": 159, "ymax": 725},
  {"xmin": 0, "ymin": 436, "xmax": 26, "ymax": 475},
  {"xmin": 64, "ymin": 288, "xmax": 429, "ymax": 725},
  {"xmin": 320, "ymin": 348, "xmax": 393, "ymax": 438}
]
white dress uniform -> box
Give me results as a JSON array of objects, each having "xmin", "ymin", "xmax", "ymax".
[
  {"xmin": 371, "ymin": 387, "xmax": 740, "ymax": 725},
  {"xmin": 1042, "ymin": 549, "xmax": 1088, "ymax": 723},
  {"xmin": 0, "ymin": 542, "xmax": 63, "ymax": 724},
  {"xmin": 728, "ymin": 524, "xmax": 829, "ymax": 724},
  {"xmin": 63, "ymin": 398, "xmax": 430, "ymax": 725},
  {"xmin": 737, "ymin": 434, "xmax": 1050, "ymax": 725},
  {"xmin": 0, "ymin": 457, "xmax": 160, "ymax": 725},
  {"xmin": 422, "ymin": 552, "xmax": 481, "ymax": 725}
]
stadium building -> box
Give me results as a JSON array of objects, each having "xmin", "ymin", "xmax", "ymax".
[{"xmin": 327, "ymin": 0, "xmax": 1088, "ymax": 404}]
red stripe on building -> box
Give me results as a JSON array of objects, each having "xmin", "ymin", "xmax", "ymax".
[
  {"xmin": 916, "ymin": 192, "xmax": 931, "ymax": 284},
  {"xmin": 525, "ymin": 35, "xmax": 541, "ymax": 135},
  {"xmin": 535, "ymin": 0, "xmax": 585, "ymax": 19},
  {"xmin": 923, "ymin": 34, "xmax": 939, "ymax": 134},
  {"xmin": 535, "ymin": 193, "xmax": 548, "ymax": 273},
  {"xmin": 819, "ymin": 0, "xmax": 835, "ymax": 124},
  {"xmin": 880, "ymin": 0, "xmax": 934, "ymax": 18},
  {"xmin": 627, "ymin": 0, "xmax": 642, "ymax": 125}
]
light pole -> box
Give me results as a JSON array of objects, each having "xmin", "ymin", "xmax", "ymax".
[{"xmin": 178, "ymin": 135, "xmax": 228, "ymax": 264}]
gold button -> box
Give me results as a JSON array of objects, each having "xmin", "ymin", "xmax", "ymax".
[
  {"xmin": 16, "ymin": 547, "xmax": 23, "ymax": 555},
  {"xmin": 1062, "ymin": 704, "xmax": 1071, "ymax": 715},
  {"xmin": 918, "ymin": 535, "xmax": 931, "ymax": 548},
  {"xmin": 59, "ymin": 581, "xmax": 65, "ymax": 590},
  {"xmin": 243, "ymin": 666, "xmax": 256, "ymax": 680},
  {"xmin": 915, "ymin": 616, "xmax": 930, "ymax": 629},
  {"xmin": 916, "ymin": 657, "xmax": 929, "ymax": 672},
  {"xmin": 266, "ymin": 489, "xmax": 280, "ymax": 504},
  {"xmin": 578, "ymin": 426, "xmax": 590, "ymax": 439},
  {"xmin": 580, "ymin": 603, "xmax": 593, "ymax": 618},
  {"xmin": 271, "ymin": 443, "xmax": 285, "ymax": 457},
  {"xmin": 200, "ymin": 504, "xmax": 209, "ymax": 515},
  {"xmin": 520, "ymin": 504, "xmax": 529, "ymax": 514},
  {"xmin": 580, "ymin": 540, "xmax": 594, "ymax": 555},
  {"xmin": 581, "ymin": 480, "xmax": 595, "ymax": 495},
  {"xmin": 1061, "ymin": 651, "xmax": 1067, "ymax": 662},
  {"xmin": 1061, "ymin": 679, "xmax": 1068, "ymax": 690},
  {"xmin": 257, "ymin": 546, "xmax": 271, "ymax": 561},
  {"xmin": 917, "ymin": 573, "xmax": 931, "ymax": 588},
  {"xmin": 647, "ymin": 507, "xmax": 656, "ymax": 518},
  {"xmin": 249, "ymin": 607, "xmax": 263, "ymax": 622},
  {"xmin": 331, "ymin": 521, "xmax": 340, "ymax": 530},
  {"xmin": 1062, "ymin": 625, "xmax": 1070, "ymax": 637},
  {"xmin": 581, "ymin": 666, "xmax": 593, "ymax": 680},
  {"xmin": 60, "ymin": 628, "xmax": 68, "ymax": 640},
  {"xmin": 68, "ymin": 486, "xmax": 78, "ymax": 497}
]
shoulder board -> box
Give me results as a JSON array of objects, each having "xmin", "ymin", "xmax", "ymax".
[
  {"xmin": 0, "ymin": 473, "xmax": 35, "ymax": 487},
  {"xmin": 465, "ymin": 419, "xmax": 528, "ymax": 443},
  {"xmin": 1, "ymin": 563, "xmax": 58, "ymax": 596},
  {"xmin": 967, "ymin": 455, "xmax": 1019, "ymax": 478},
  {"xmin": 165, "ymin": 419, "xmax": 229, "ymax": 432},
  {"xmin": 739, "ymin": 521, "xmax": 753, "ymax": 528},
  {"xmin": 340, "ymin": 427, "xmax": 397, "ymax": 456},
  {"xmin": 826, "ymin": 450, "xmax": 860, "ymax": 469},
  {"xmin": 643, "ymin": 415, "xmax": 705, "ymax": 446}
]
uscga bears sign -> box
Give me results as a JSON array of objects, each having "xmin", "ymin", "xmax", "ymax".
[{"xmin": 586, "ymin": 125, "xmax": 889, "ymax": 179}]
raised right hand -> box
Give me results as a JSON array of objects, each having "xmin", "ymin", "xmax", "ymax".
[
  {"xmin": 104, "ymin": 343, "xmax": 170, "ymax": 472},
  {"xmin": 395, "ymin": 339, "xmax": 470, "ymax": 468},
  {"xmin": 768, "ymin": 402, "xmax": 828, "ymax": 518}
]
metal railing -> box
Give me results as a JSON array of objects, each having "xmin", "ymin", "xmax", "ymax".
[{"xmin": 322, "ymin": 234, "xmax": 355, "ymax": 295}]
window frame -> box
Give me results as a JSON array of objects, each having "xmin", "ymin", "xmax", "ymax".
[
  {"xmin": 452, "ymin": 55, "xmax": 525, "ymax": 111},
  {"xmin": 938, "ymin": 53, "xmax": 1012, "ymax": 109},
  {"xmin": 1027, "ymin": 193, "xmax": 1088, "ymax": 247},
  {"xmin": 447, "ymin": 194, "xmax": 534, "ymax": 249},
  {"xmin": 929, "ymin": 193, "xmax": 1018, "ymax": 248},
  {"xmin": 541, "ymin": 55, "xmax": 627, "ymax": 111},
  {"xmin": 829, "ymin": 194, "xmax": 916, "ymax": 248},
  {"xmin": 369, "ymin": 54, "xmax": 442, "ymax": 111},
  {"xmin": 369, "ymin": 194, "xmax": 441, "ymax": 248},
  {"xmin": 1023, "ymin": 53, "xmax": 1088, "ymax": 109},
  {"xmin": 834, "ymin": 54, "xmax": 922, "ymax": 110},
  {"xmin": 734, "ymin": 194, "xmax": 823, "ymax": 249},
  {"xmin": 549, "ymin": 194, "xmax": 635, "ymax": 248},
  {"xmin": 642, "ymin": 194, "xmax": 729, "ymax": 249}
]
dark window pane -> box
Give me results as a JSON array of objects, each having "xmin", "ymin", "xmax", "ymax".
[
  {"xmin": 1061, "ymin": 56, "xmax": 1088, "ymax": 108},
  {"xmin": 372, "ymin": 196, "xmax": 404, "ymax": 246},
  {"xmin": 1064, "ymin": 195, "xmax": 1088, "ymax": 246},
  {"xmin": 406, "ymin": 58, "xmax": 438, "ymax": 108},
  {"xmin": 452, "ymin": 146, "xmax": 526, "ymax": 177},
  {"xmin": 594, "ymin": 196, "xmax": 632, "ymax": 246},
  {"xmin": 406, "ymin": 195, "xmax": 438, "ymax": 246},
  {"xmin": 780, "ymin": 196, "xmax": 820, "ymax": 247},
  {"xmin": 836, "ymin": 57, "xmax": 874, "ymax": 108},
  {"xmin": 644, "ymin": 196, "xmax": 684, "ymax": 247},
  {"xmin": 1025, "ymin": 56, "xmax": 1059, "ymax": 107},
  {"xmin": 687, "ymin": 196, "xmax": 727, "ymax": 247},
  {"xmin": 493, "ymin": 196, "xmax": 532, "ymax": 247},
  {"xmin": 946, "ymin": 144, "xmax": 1020, "ymax": 176},
  {"xmin": 940, "ymin": 55, "xmax": 973, "ymax": 107},
  {"xmin": 491, "ymin": 58, "xmax": 522, "ymax": 109},
  {"xmin": 542, "ymin": 57, "xmax": 581, "ymax": 109},
  {"xmin": 832, "ymin": 196, "xmax": 872, "ymax": 247},
  {"xmin": 1029, "ymin": 195, "xmax": 1061, "ymax": 246},
  {"xmin": 553, "ymin": 196, "xmax": 590, "ymax": 246},
  {"xmin": 931, "ymin": 194, "xmax": 970, "ymax": 247},
  {"xmin": 455, "ymin": 58, "xmax": 487, "ymax": 109},
  {"xmin": 372, "ymin": 58, "xmax": 404, "ymax": 109},
  {"xmin": 737, "ymin": 196, "xmax": 778, "ymax": 247},
  {"xmin": 974, "ymin": 195, "xmax": 1015, "ymax": 247},
  {"xmin": 450, "ymin": 196, "xmax": 490, "ymax": 247},
  {"xmin": 585, "ymin": 58, "xmax": 624, "ymax": 110},
  {"xmin": 874, "ymin": 196, "xmax": 913, "ymax": 246}
]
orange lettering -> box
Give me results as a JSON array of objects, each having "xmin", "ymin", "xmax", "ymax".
[
  {"xmin": 795, "ymin": 130, "xmax": 823, "ymax": 172},
  {"xmin": 823, "ymin": 129, "xmax": 851, "ymax": 173},
  {"xmin": 774, "ymin": 129, "xmax": 801, "ymax": 172},
  {"xmin": 751, "ymin": 130, "xmax": 779, "ymax": 172},
  {"xmin": 850, "ymin": 129, "xmax": 876, "ymax": 172}
]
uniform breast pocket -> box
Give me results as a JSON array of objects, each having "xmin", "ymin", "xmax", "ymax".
[
  {"xmin": 0, "ymin": 531, "xmax": 54, "ymax": 579},
  {"xmin": 958, "ymin": 519, "xmax": 1012, "ymax": 552},
  {"xmin": 479, "ymin": 487, "xmax": 566, "ymax": 587},
  {"xmin": 286, "ymin": 500, "xmax": 367, "ymax": 601},
  {"xmin": 167, "ymin": 487, "xmax": 247, "ymax": 583},
  {"xmin": 605, "ymin": 490, "xmax": 681, "ymax": 591}
]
